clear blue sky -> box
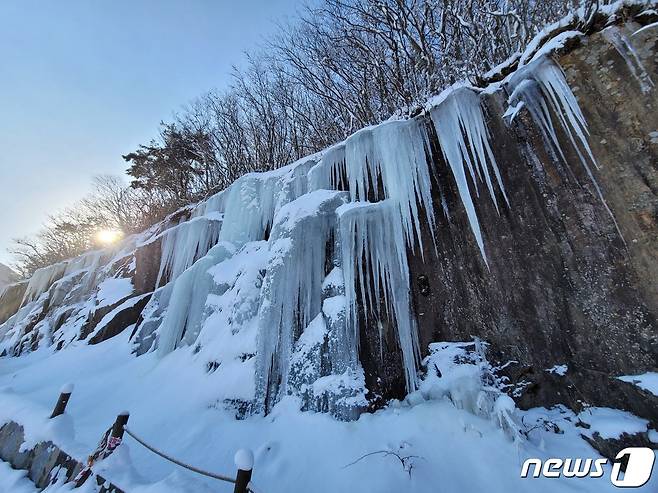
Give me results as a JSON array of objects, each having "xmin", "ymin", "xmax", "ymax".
[{"xmin": 0, "ymin": 0, "xmax": 303, "ymax": 264}]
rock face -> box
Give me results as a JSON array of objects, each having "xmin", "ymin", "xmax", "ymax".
[
  {"xmin": 404, "ymin": 22, "xmax": 658, "ymax": 424},
  {"xmin": 0, "ymin": 13, "xmax": 656, "ymax": 430}
]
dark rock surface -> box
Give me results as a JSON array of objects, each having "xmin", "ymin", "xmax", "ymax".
[{"xmin": 406, "ymin": 23, "xmax": 658, "ymax": 426}]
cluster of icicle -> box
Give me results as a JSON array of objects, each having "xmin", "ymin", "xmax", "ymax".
[{"xmin": 141, "ymin": 49, "xmax": 618, "ymax": 419}]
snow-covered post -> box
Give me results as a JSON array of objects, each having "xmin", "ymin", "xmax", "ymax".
[
  {"xmin": 50, "ymin": 383, "xmax": 74, "ymax": 418},
  {"xmin": 233, "ymin": 449, "xmax": 254, "ymax": 493},
  {"xmin": 111, "ymin": 411, "xmax": 130, "ymax": 440}
]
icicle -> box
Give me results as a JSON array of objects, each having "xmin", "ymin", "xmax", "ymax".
[
  {"xmin": 156, "ymin": 241, "xmax": 235, "ymax": 355},
  {"xmin": 257, "ymin": 190, "xmax": 349, "ymax": 409},
  {"xmin": 157, "ymin": 158, "xmax": 317, "ymax": 358},
  {"xmin": 306, "ymin": 119, "xmax": 436, "ymax": 394},
  {"xmin": 220, "ymin": 159, "xmax": 315, "ymax": 247},
  {"xmin": 337, "ymin": 200, "xmax": 420, "ymax": 392},
  {"xmin": 310, "ymin": 119, "xmax": 437, "ymax": 255},
  {"xmin": 21, "ymin": 249, "xmax": 107, "ymax": 306},
  {"xmin": 429, "ymin": 88, "xmax": 508, "ymax": 264},
  {"xmin": 155, "ymin": 216, "xmax": 222, "ymax": 288},
  {"xmin": 603, "ymin": 26, "xmax": 654, "ymax": 94},
  {"xmin": 191, "ymin": 188, "xmax": 228, "ymax": 218},
  {"xmin": 308, "ymin": 145, "xmax": 346, "ymax": 191},
  {"xmin": 507, "ymin": 56, "xmax": 624, "ymax": 241}
]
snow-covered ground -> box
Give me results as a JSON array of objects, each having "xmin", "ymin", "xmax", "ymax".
[
  {"xmin": 619, "ymin": 372, "xmax": 658, "ymax": 396},
  {"xmin": 0, "ymin": 333, "xmax": 656, "ymax": 493}
]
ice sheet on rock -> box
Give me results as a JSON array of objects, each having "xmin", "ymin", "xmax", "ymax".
[
  {"xmin": 577, "ymin": 407, "xmax": 649, "ymax": 440},
  {"xmin": 506, "ymin": 56, "xmax": 623, "ymax": 239},
  {"xmin": 257, "ymin": 190, "xmax": 349, "ymax": 411},
  {"xmin": 21, "ymin": 249, "xmax": 106, "ymax": 306},
  {"xmin": 156, "ymin": 241, "xmax": 236, "ymax": 356},
  {"xmin": 337, "ymin": 200, "xmax": 420, "ymax": 392},
  {"xmin": 219, "ymin": 159, "xmax": 315, "ymax": 248},
  {"xmin": 429, "ymin": 87, "xmax": 509, "ymax": 264},
  {"xmin": 618, "ymin": 372, "xmax": 658, "ymax": 396},
  {"xmin": 322, "ymin": 267, "xmax": 345, "ymax": 298},
  {"xmin": 155, "ymin": 216, "xmax": 222, "ymax": 288},
  {"xmin": 603, "ymin": 25, "xmax": 654, "ymax": 93}
]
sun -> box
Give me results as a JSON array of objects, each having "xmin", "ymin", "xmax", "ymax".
[{"xmin": 95, "ymin": 229, "xmax": 123, "ymax": 246}]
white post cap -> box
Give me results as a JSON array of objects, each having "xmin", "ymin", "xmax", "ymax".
[
  {"xmin": 60, "ymin": 383, "xmax": 74, "ymax": 394},
  {"xmin": 234, "ymin": 449, "xmax": 254, "ymax": 471}
]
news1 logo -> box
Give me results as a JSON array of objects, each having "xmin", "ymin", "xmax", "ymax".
[{"xmin": 521, "ymin": 447, "xmax": 656, "ymax": 487}]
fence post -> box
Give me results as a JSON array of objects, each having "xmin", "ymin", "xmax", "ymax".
[
  {"xmin": 49, "ymin": 383, "xmax": 74, "ymax": 418},
  {"xmin": 111, "ymin": 411, "xmax": 130, "ymax": 440},
  {"xmin": 233, "ymin": 449, "xmax": 254, "ymax": 493}
]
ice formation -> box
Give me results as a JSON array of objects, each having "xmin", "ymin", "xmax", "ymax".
[
  {"xmin": 310, "ymin": 119, "xmax": 436, "ymax": 255},
  {"xmin": 155, "ymin": 158, "xmax": 317, "ymax": 357},
  {"xmin": 419, "ymin": 340, "xmax": 523, "ymax": 442},
  {"xmin": 429, "ymin": 88, "xmax": 509, "ymax": 263},
  {"xmin": 603, "ymin": 25, "xmax": 654, "ymax": 93},
  {"xmin": 506, "ymin": 56, "xmax": 622, "ymax": 238},
  {"xmin": 21, "ymin": 249, "xmax": 106, "ymax": 306},
  {"xmin": 155, "ymin": 216, "xmax": 222, "ymax": 287},
  {"xmin": 257, "ymin": 190, "xmax": 352, "ymax": 411},
  {"xmin": 337, "ymin": 200, "xmax": 420, "ymax": 391},
  {"xmin": 156, "ymin": 241, "xmax": 235, "ymax": 356}
]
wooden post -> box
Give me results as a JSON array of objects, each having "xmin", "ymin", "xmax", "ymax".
[
  {"xmin": 233, "ymin": 449, "xmax": 254, "ymax": 493},
  {"xmin": 50, "ymin": 383, "xmax": 74, "ymax": 418},
  {"xmin": 111, "ymin": 411, "xmax": 130, "ymax": 440}
]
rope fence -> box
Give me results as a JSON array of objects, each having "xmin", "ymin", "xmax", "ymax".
[
  {"xmin": 46, "ymin": 386, "xmax": 261, "ymax": 493},
  {"xmin": 122, "ymin": 423, "xmax": 260, "ymax": 493},
  {"xmin": 123, "ymin": 426, "xmax": 237, "ymax": 484}
]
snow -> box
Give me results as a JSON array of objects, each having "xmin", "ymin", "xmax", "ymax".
[
  {"xmin": 234, "ymin": 449, "xmax": 254, "ymax": 471},
  {"xmin": 0, "ymin": 460, "xmax": 38, "ymax": 493},
  {"xmin": 1, "ymin": 336, "xmax": 655, "ymax": 492},
  {"xmin": 96, "ymin": 277, "xmax": 134, "ymax": 308},
  {"xmin": 618, "ymin": 372, "xmax": 658, "ymax": 396},
  {"xmin": 529, "ymin": 31, "xmax": 584, "ymax": 63},
  {"xmin": 577, "ymin": 407, "xmax": 649, "ymax": 439},
  {"xmin": 546, "ymin": 364, "xmax": 568, "ymax": 376}
]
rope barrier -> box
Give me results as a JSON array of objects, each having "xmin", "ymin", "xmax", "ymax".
[{"xmin": 123, "ymin": 426, "xmax": 237, "ymax": 484}]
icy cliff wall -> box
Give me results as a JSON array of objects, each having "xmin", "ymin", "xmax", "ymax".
[{"xmin": 0, "ymin": 3, "xmax": 656, "ymax": 425}]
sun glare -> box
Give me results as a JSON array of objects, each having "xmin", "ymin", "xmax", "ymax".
[{"xmin": 96, "ymin": 229, "xmax": 123, "ymax": 246}]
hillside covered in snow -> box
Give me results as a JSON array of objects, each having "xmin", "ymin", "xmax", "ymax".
[{"xmin": 1, "ymin": 2, "xmax": 657, "ymax": 492}]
